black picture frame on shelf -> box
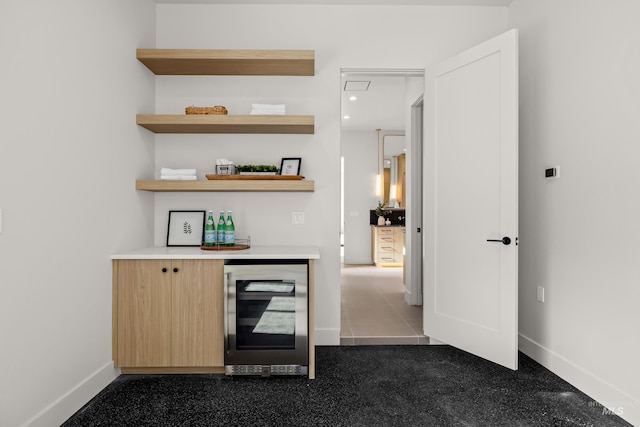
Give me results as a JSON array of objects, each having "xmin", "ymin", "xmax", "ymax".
[
  {"xmin": 167, "ymin": 210, "xmax": 206, "ymax": 247},
  {"xmin": 280, "ymin": 157, "xmax": 302, "ymax": 176}
]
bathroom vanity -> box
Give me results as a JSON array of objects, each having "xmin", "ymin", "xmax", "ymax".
[{"xmin": 371, "ymin": 225, "xmax": 405, "ymax": 267}]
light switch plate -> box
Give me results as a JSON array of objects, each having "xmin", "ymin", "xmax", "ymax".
[{"xmin": 291, "ymin": 212, "xmax": 304, "ymax": 225}]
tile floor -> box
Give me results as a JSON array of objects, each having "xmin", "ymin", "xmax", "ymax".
[{"xmin": 340, "ymin": 264, "xmax": 428, "ymax": 345}]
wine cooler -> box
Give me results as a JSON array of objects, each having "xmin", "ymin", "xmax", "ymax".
[{"xmin": 223, "ymin": 259, "xmax": 308, "ymax": 376}]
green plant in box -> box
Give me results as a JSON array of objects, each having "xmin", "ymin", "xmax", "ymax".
[{"xmin": 236, "ymin": 164, "xmax": 279, "ymax": 173}]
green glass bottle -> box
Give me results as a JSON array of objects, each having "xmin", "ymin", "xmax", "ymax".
[
  {"xmin": 203, "ymin": 210, "xmax": 215, "ymax": 247},
  {"xmin": 224, "ymin": 210, "xmax": 235, "ymax": 247},
  {"xmin": 216, "ymin": 211, "xmax": 226, "ymax": 246}
]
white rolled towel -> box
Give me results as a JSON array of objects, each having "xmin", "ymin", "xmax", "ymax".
[
  {"xmin": 250, "ymin": 110, "xmax": 286, "ymax": 115},
  {"xmin": 160, "ymin": 175, "xmax": 197, "ymax": 180},
  {"xmin": 251, "ymin": 104, "xmax": 285, "ymax": 111},
  {"xmin": 160, "ymin": 168, "xmax": 197, "ymax": 176}
]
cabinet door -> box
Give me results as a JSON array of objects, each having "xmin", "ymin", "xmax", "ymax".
[
  {"xmin": 171, "ymin": 259, "xmax": 224, "ymax": 367},
  {"xmin": 116, "ymin": 260, "xmax": 172, "ymax": 367}
]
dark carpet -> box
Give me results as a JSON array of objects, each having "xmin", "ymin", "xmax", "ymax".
[{"xmin": 62, "ymin": 346, "xmax": 632, "ymax": 426}]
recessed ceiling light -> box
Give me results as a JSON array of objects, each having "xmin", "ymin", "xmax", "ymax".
[
  {"xmin": 343, "ymin": 115, "xmax": 350, "ymax": 119},
  {"xmin": 349, "ymin": 96, "xmax": 357, "ymax": 101}
]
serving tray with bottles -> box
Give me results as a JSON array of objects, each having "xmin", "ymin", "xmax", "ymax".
[{"xmin": 200, "ymin": 238, "xmax": 251, "ymax": 251}]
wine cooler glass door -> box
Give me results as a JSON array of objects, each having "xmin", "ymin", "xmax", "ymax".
[{"xmin": 225, "ymin": 260, "xmax": 308, "ymax": 367}]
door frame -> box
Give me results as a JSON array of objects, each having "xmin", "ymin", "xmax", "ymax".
[
  {"xmin": 339, "ymin": 68, "xmax": 424, "ymax": 295},
  {"xmin": 406, "ymin": 95, "xmax": 424, "ymax": 306}
]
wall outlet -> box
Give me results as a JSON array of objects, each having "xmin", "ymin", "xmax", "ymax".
[
  {"xmin": 291, "ymin": 212, "xmax": 304, "ymax": 225},
  {"xmin": 537, "ymin": 286, "xmax": 545, "ymax": 303}
]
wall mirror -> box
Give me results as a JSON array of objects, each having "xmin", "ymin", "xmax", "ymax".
[{"xmin": 380, "ymin": 133, "xmax": 406, "ymax": 208}]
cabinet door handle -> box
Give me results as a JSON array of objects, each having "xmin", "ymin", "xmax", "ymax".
[
  {"xmin": 173, "ymin": 267, "xmax": 179, "ymax": 273},
  {"xmin": 162, "ymin": 267, "xmax": 167, "ymax": 273}
]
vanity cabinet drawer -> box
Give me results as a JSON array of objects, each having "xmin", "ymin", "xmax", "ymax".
[{"xmin": 371, "ymin": 226, "xmax": 405, "ymax": 267}]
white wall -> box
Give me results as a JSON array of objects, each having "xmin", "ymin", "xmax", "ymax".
[
  {"xmin": 155, "ymin": 3, "xmax": 509, "ymax": 344},
  {"xmin": 0, "ymin": 1, "xmax": 156, "ymax": 426},
  {"xmin": 341, "ymin": 130, "xmax": 379, "ymax": 264},
  {"xmin": 510, "ymin": 0, "xmax": 640, "ymax": 425}
]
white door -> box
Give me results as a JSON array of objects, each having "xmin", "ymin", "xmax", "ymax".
[{"xmin": 423, "ymin": 29, "xmax": 519, "ymax": 370}]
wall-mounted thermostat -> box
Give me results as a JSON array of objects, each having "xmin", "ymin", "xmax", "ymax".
[{"xmin": 545, "ymin": 166, "xmax": 559, "ymax": 179}]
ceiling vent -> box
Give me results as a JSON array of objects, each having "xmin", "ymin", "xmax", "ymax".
[{"xmin": 344, "ymin": 80, "xmax": 371, "ymax": 91}]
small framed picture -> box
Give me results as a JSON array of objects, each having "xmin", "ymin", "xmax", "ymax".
[
  {"xmin": 167, "ymin": 210, "xmax": 206, "ymax": 247},
  {"xmin": 280, "ymin": 157, "xmax": 302, "ymax": 176}
]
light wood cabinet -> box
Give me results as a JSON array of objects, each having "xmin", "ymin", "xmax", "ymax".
[
  {"xmin": 371, "ymin": 226, "xmax": 405, "ymax": 267},
  {"xmin": 112, "ymin": 259, "xmax": 224, "ymax": 373}
]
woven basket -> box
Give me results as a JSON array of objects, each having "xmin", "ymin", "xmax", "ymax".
[{"xmin": 185, "ymin": 105, "xmax": 228, "ymax": 115}]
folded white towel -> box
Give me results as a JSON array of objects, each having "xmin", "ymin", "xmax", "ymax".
[
  {"xmin": 250, "ymin": 110, "xmax": 286, "ymax": 115},
  {"xmin": 251, "ymin": 103, "xmax": 285, "ymax": 111},
  {"xmin": 160, "ymin": 175, "xmax": 197, "ymax": 180},
  {"xmin": 160, "ymin": 168, "xmax": 197, "ymax": 176}
]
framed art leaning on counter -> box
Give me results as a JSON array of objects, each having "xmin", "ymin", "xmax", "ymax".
[{"xmin": 167, "ymin": 210, "xmax": 205, "ymax": 246}]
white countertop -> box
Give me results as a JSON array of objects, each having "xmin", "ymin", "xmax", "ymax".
[{"xmin": 111, "ymin": 245, "xmax": 320, "ymax": 260}]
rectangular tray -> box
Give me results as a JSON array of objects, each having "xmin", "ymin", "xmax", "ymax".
[{"xmin": 205, "ymin": 174, "xmax": 304, "ymax": 180}]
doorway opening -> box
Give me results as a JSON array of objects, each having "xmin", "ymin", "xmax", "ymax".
[{"xmin": 339, "ymin": 68, "xmax": 426, "ymax": 345}]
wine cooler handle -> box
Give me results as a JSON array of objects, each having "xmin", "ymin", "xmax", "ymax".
[{"xmin": 224, "ymin": 272, "xmax": 231, "ymax": 355}]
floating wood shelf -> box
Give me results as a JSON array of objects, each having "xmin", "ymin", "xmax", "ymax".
[
  {"xmin": 136, "ymin": 114, "xmax": 314, "ymax": 134},
  {"xmin": 136, "ymin": 180, "xmax": 315, "ymax": 192},
  {"xmin": 136, "ymin": 49, "xmax": 315, "ymax": 76}
]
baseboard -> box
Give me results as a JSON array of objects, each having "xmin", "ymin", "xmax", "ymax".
[
  {"xmin": 24, "ymin": 362, "xmax": 120, "ymax": 427},
  {"xmin": 314, "ymin": 327, "xmax": 340, "ymax": 346},
  {"xmin": 519, "ymin": 334, "xmax": 639, "ymax": 426}
]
